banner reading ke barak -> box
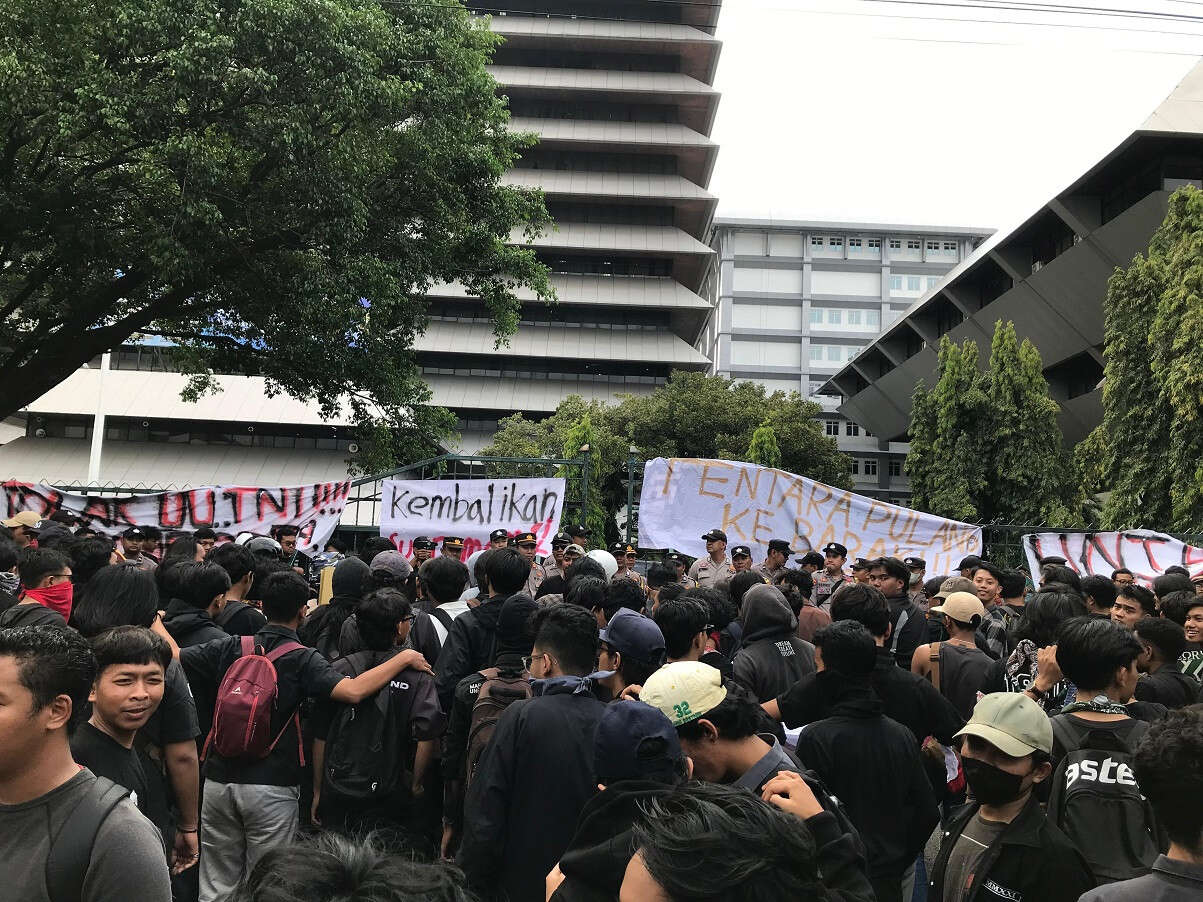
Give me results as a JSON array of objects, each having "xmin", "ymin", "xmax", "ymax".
[{"xmin": 638, "ymin": 458, "xmax": 982, "ymax": 573}]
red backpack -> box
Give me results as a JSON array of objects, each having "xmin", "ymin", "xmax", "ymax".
[{"xmin": 202, "ymin": 636, "xmax": 305, "ymax": 762}]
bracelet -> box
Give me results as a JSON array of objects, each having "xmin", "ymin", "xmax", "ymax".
[{"xmin": 177, "ymin": 827, "xmax": 199, "ymax": 833}]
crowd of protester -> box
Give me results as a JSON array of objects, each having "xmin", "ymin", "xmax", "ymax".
[{"xmin": 2, "ymin": 510, "xmax": 1202, "ymax": 902}]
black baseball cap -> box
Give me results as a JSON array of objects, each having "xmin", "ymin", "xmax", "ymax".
[
  {"xmin": 610, "ymin": 541, "xmax": 637, "ymax": 555},
  {"xmin": 822, "ymin": 542, "xmax": 848, "ymax": 558},
  {"xmin": 850, "ymin": 557, "xmax": 871, "ymax": 571},
  {"xmin": 515, "ymin": 531, "xmax": 538, "ymax": 547},
  {"xmin": 413, "ymin": 536, "xmax": 436, "ymax": 551},
  {"xmin": 666, "ymin": 552, "xmax": 686, "ymax": 565},
  {"xmin": 489, "ymin": 528, "xmax": 509, "ymax": 542},
  {"xmin": 702, "ymin": 529, "xmax": 727, "ymax": 542},
  {"xmin": 551, "ymin": 532, "xmax": 572, "ymax": 547},
  {"xmin": 767, "ymin": 539, "xmax": 794, "ymax": 555},
  {"xmin": 599, "ymin": 608, "xmax": 666, "ymax": 668},
  {"xmin": 731, "ymin": 545, "xmax": 752, "ymax": 558},
  {"xmin": 123, "ymin": 526, "xmax": 148, "ymax": 539},
  {"xmin": 1038, "ymin": 555, "xmax": 1067, "ymax": 566},
  {"xmin": 904, "ymin": 556, "xmax": 927, "ymax": 570},
  {"xmin": 442, "ymin": 536, "xmax": 464, "ymax": 549},
  {"xmin": 568, "ymin": 523, "xmax": 590, "ymax": 536},
  {"xmin": 593, "ymin": 700, "xmax": 684, "ymax": 786},
  {"xmin": 956, "ymin": 554, "xmax": 983, "ymax": 570}
]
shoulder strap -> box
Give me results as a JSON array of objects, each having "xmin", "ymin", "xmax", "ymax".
[
  {"xmin": 215, "ymin": 600, "xmax": 241, "ymax": 627},
  {"xmin": 45, "ymin": 776, "xmax": 130, "ymax": 902},
  {"xmin": 239, "ymin": 634, "xmax": 256, "ymax": 657},
  {"xmin": 432, "ymin": 608, "xmax": 455, "ymax": 632},
  {"xmin": 929, "ymin": 642, "xmax": 942, "ymax": 694},
  {"xmin": 889, "ymin": 609, "xmax": 910, "ymax": 655},
  {"xmin": 264, "ymin": 641, "xmax": 305, "ymax": 663},
  {"xmin": 1050, "ymin": 715, "xmax": 1084, "ymax": 759}
]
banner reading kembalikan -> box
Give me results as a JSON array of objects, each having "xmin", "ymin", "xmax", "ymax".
[
  {"xmin": 379, "ymin": 476, "xmax": 566, "ymax": 559},
  {"xmin": 2, "ymin": 480, "xmax": 350, "ymax": 554},
  {"xmin": 1023, "ymin": 530, "xmax": 1203, "ymax": 586},
  {"xmin": 638, "ymin": 458, "xmax": 982, "ymax": 573}
]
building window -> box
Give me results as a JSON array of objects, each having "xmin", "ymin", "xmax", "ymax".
[
  {"xmin": 811, "ymin": 235, "xmax": 824, "ymax": 246},
  {"xmin": 928, "ymin": 276, "xmax": 942, "ymax": 290},
  {"xmin": 825, "ymin": 420, "xmax": 840, "ymax": 436},
  {"xmin": 809, "ymin": 308, "xmax": 823, "ymax": 324},
  {"xmin": 850, "ymin": 458, "xmax": 860, "ymax": 475},
  {"xmin": 889, "ymin": 275, "xmax": 903, "ymax": 292},
  {"xmin": 863, "ymin": 459, "xmax": 878, "ymax": 476},
  {"xmin": 868, "ymin": 238, "xmax": 881, "ymax": 249},
  {"xmin": 889, "ymin": 239, "xmax": 902, "ymax": 249},
  {"xmin": 848, "ymin": 309, "xmax": 862, "ymax": 325},
  {"xmin": 889, "ymin": 459, "xmax": 902, "ymax": 477},
  {"xmin": 907, "ymin": 276, "xmax": 921, "ymax": 291},
  {"xmin": 829, "ymin": 237, "xmax": 843, "ymax": 248},
  {"xmin": 809, "ymin": 345, "xmax": 824, "ymax": 361},
  {"xmin": 943, "ymin": 241, "xmax": 957, "ymax": 251},
  {"xmin": 845, "ymin": 422, "xmax": 860, "ymax": 436},
  {"xmin": 848, "ymin": 238, "xmax": 862, "ymax": 248},
  {"xmin": 826, "ymin": 346, "xmax": 841, "ymax": 361},
  {"xmin": 907, "ymin": 239, "xmax": 921, "ymax": 250},
  {"xmin": 867, "ymin": 309, "xmax": 881, "ymax": 327},
  {"xmin": 827, "ymin": 309, "xmax": 842, "ymax": 325}
]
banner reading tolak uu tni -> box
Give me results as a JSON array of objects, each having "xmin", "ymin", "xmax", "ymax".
[
  {"xmin": 379, "ymin": 476, "xmax": 566, "ymax": 559},
  {"xmin": 638, "ymin": 458, "xmax": 981, "ymax": 573}
]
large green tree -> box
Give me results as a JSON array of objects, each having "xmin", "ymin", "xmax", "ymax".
[
  {"xmin": 0, "ymin": 0, "xmax": 551, "ymax": 470},
  {"xmin": 1100, "ymin": 186, "xmax": 1203, "ymax": 530},
  {"xmin": 483, "ymin": 372, "xmax": 852, "ymax": 545}
]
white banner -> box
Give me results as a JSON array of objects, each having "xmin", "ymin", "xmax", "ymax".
[
  {"xmin": 638, "ymin": 458, "xmax": 982, "ymax": 574},
  {"xmin": 1022, "ymin": 530, "xmax": 1203, "ymax": 586},
  {"xmin": 2, "ymin": 479, "xmax": 351, "ymax": 555},
  {"xmin": 379, "ymin": 476, "xmax": 566, "ymax": 559}
]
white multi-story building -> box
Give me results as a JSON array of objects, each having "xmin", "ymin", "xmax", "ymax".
[{"xmin": 704, "ymin": 218, "xmax": 991, "ymax": 501}]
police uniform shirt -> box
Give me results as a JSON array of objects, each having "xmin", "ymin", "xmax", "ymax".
[
  {"xmin": 688, "ymin": 556, "xmax": 735, "ymax": 588},
  {"xmin": 525, "ymin": 561, "xmax": 547, "ymax": 597}
]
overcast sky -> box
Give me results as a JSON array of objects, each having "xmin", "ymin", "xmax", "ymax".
[{"xmin": 709, "ymin": 1, "xmax": 1202, "ymax": 233}]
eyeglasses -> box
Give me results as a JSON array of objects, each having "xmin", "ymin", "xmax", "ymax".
[
  {"xmin": 402, "ymin": 613, "xmax": 418, "ymax": 624},
  {"xmin": 521, "ymin": 652, "xmax": 555, "ymax": 671}
]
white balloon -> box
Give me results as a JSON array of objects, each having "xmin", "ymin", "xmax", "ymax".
[{"xmin": 587, "ymin": 549, "xmax": 619, "ymax": 580}]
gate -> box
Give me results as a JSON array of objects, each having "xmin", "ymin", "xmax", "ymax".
[{"xmin": 340, "ymin": 450, "xmax": 592, "ymax": 548}]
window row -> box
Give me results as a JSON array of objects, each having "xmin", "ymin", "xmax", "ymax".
[
  {"xmin": 809, "ymin": 343, "xmax": 864, "ymax": 364},
  {"xmin": 809, "ymin": 307, "xmax": 881, "ymax": 329},
  {"xmin": 890, "ymin": 275, "xmax": 944, "ymax": 295}
]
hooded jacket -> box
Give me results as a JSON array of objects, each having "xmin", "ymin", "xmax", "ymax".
[
  {"xmin": 886, "ymin": 591, "xmax": 928, "ymax": 668},
  {"xmin": 162, "ymin": 598, "xmax": 228, "ymax": 648},
  {"xmin": 0, "ymin": 601, "xmax": 67, "ymax": 630},
  {"xmin": 299, "ymin": 556, "xmax": 370, "ymax": 660},
  {"xmin": 794, "ymin": 674, "xmax": 940, "ymax": 881},
  {"xmin": 435, "ymin": 592, "xmax": 526, "ymax": 711},
  {"xmin": 731, "ymin": 584, "xmax": 816, "ymax": 703}
]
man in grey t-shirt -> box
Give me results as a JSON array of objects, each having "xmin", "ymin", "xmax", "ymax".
[{"xmin": 0, "ymin": 626, "xmax": 170, "ymax": 902}]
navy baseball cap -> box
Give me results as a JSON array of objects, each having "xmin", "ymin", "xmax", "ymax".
[
  {"xmin": 904, "ymin": 556, "xmax": 927, "ymax": 570},
  {"xmin": 489, "ymin": 528, "xmax": 509, "ymax": 542},
  {"xmin": 768, "ymin": 539, "xmax": 794, "ymax": 555},
  {"xmin": 552, "ymin": 532, "xmax": 572, "ymax": 547},
  {"xmin": 599, "ymin": 608, "xmax": 666, "ymax": 668},
  {"xmin": 823, "ymin": 542, "xmax": 848, "ymax": 557},
  {"xmin": 593, "ymin": 700, "xmax": 685, "ymax": 786},
  {"xmin": 731, "ymin": 545, "xmax": 752, "ymax": 558},
  {"xmin": 413, "ymin": 536, "xmax": 436, "ymax": 550}
]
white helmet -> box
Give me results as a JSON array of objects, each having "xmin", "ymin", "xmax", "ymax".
[
  {"xmin": 587, "ymin": 548, "xmax": 619, "ymax": 580},
  {"xmin": 465, "ymin": 549, "xmax": 486, "ymax": 587}
]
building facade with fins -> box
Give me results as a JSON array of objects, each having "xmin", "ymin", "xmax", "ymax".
[
  {"xmin": 422, "ymin": 2, "xmax": 724, "ymax": 451},
  {"xmin": 705, "ymin": 218, "xmax": 991, "ymax": 501},
  {"xmin": 826, "ymin": 61, "xmax": 1203, "ymax": 448}
]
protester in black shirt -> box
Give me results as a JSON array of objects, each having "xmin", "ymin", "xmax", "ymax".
[
  {"xmin": 731, "ymin": 583, "xmax": 816, "ymax": 703},
  {"xmin": 868, "ymin": 556, "xmax": 927, "ymax": 667},
  {"xmin": 205, "ymin": 542, "xmax": 268, "ymax": 636},
  {"xmin": 0, "ymin": 547, "xmax": 72, "ymax": 629},
  {"xmin": 597, "ymin": 608, "xmax": 666, "ymax": 700},
  {"xmin": 1134, "ymin": 617, "xmax": 1200, "ymax": 709},
  {"xmin": 458, "ymin": 603, "xmax": 607, "ymax": 902},
  {"xmin": 1082, "ymin": 573, "xmax": 1119, "ymax": 618},
  {"xmin": 161, "ymin": 561, "xmax": 232, "ymax": 649},
  {"xmin": 652, "ymin": 597, "xmax": 710, "ymax": 664},
  {"xmin": 796, "ymin": 621, "xmax": 938, "ymax": 902},
  {"xmin": 0, "ymin": 538, "xmax": 22, "ymax": 611},
  {"xmin": 181, "ymin": 571, "xmax": 433, "ymax": 902},
  {"xmin": 71, "ymin": 627, "xmax": 175, "ymax": 861},
  {"xmin": 300, "ymin": 555, "xmax": 369, "ymax": 660}
]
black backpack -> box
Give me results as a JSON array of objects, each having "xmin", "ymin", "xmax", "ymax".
[
  {"xmin": 464, "ymin": 667, "xmax": 532, "ymax": 787},
  {"xmin": 322, "ymin": 656, "xmax": 405, "ymax": 800},
  {"xmin": 45, "ymin": 776, "xmax": 130, "ymax": 902},
  {"xmin": 1048, "ymin": 715, "xmax": 1163, "ymax": 884}
]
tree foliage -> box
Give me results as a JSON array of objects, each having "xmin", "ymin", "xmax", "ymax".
[
  {"xmin": 746, "ymin": 421, "xmax": 782, "ymax": 469},
  {"xmin": 483, "ymin": 371, "xmax": 852, "ymax": 544},
  {"xmin": 0, "ymin": 0, "xmax": 551, "ymax": 472},
  {"xmin": 1100, "ymin": 186, "xmax": 1203, "ymax": 530},
  {"xmin": 906, "ymin": 325, "xmax": 1077, "ymax": 524}
]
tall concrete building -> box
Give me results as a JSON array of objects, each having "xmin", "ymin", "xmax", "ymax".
[
  {"xmin": 419, "ymin": 3, "xmax": 724, "ymax": 450},
  {"xmin": 705, "ymin": 219, "xmax": 990, "ymax": 501}
]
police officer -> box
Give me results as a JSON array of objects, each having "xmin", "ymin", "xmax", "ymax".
[
  {"xmin": 904, "ymin": 556, "xmax": 927, "ymax": 605},
  {"xmin": 515, "ymin": 531, "xmax": 546, "ymax": 596},
  {"xmin": 813, "ymin": 541, "xmax": 849, "ymax": 608},
  {"xmin": 541, "ymin": 532, "xmax": 572, "ymax": 578},
  {"xmin": 568, "ymin": 522, "xmax": 590, "ymax": 551},
  {"xmin": 755, "ymin": 539, "xmax": 793, "ymax": 582},
  {"xmin": 610, "ymin": 541, "xmax": 649, "ymax": 595},
  {"xmin": 666, "ymin": 552, "xmax": 698, "ymax": 589},
  {"xmin": 441, "ymin": 536, "xmax": 465, "ymax": 562},
  {"xmin": 411, "ymin": 536, "xmax": 436, "ymax": 568},
  {"xmin": 850, "ymin": 557, "xmax": 871, "ymax": 584},
  {"xmin": 488, "ymin": 528, "xmax": 510, "ymax": 550},
  {"xmin": 688, "ymin": 529, "xmax": 735, "ymax": 588},
  {"xmin": 730, "ymin": 545, "xmax": 753, "ymax": 574}
]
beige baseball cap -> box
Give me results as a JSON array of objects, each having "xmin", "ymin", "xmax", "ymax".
[
  {"xmin": 641, "ymin": 661, "xmax": 728, "ymax": 727},
  {"xmin": 956, "ymin": 692, "xmax": 1053, "ymax": 756},
  {"xmin": 2, "ymin": 511, "xmax": 41, "ymax": 530},
  {"xmin": 930, "ymin": 591, "xmax": 986, "ymax": 624},
  {"xmin": 564, "ymin": 543, "xmax": 586, "ymax": 556},
  {"xmin": 934, "ymin": 576, "xmax": 975, "ymax": 600}
]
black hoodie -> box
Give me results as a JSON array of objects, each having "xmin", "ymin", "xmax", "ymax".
[
  {"xmin": 0, "ymin": 602, "xmax": 67, "ymax": 630},
  {"xmin": 162, "ymin": 598, "xmax": 228, "ymax": 648},
  {"xmin": 731, "ymin": 585, "xmax": 816, "ymax": 703}
]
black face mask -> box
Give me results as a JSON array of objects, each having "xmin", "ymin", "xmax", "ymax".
[{"xmin": 962, "ymin": 756, "xmax": 1028, "ymax": 806}]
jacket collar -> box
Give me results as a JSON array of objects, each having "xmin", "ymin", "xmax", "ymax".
[
  {"xmin": 260, "ymin": 623, "xmax": 302, "ymax": 642},
  {"xmin": 954, "ymin": 793, "xmax": 1047, "ymax": 849}
]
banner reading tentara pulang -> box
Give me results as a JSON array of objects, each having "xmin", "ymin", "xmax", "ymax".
[
  {"xmin": 638, "ymin": 458, "xmax": 982, "ymax": 573},
  {"xmin": 2, "ymin": 480, "xmax": 351, "ymax": 555},
  {"xmin": 379, "ymin": 476, "xmax": 566, "ymax": 559},
  {"xmin": 1023, "ymin": 530, "xmax": 1203, "ymax": 587}
]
